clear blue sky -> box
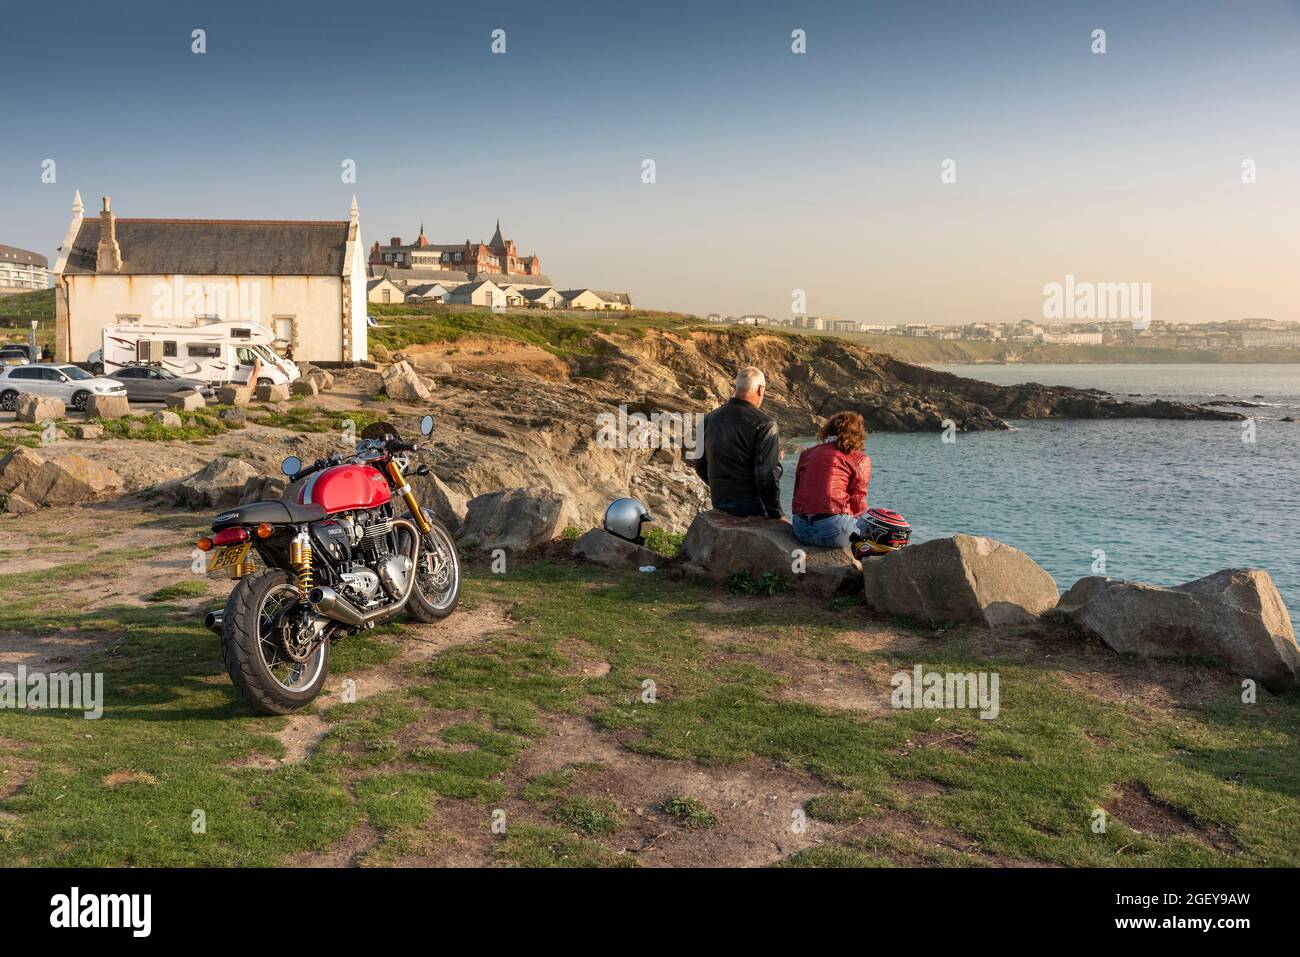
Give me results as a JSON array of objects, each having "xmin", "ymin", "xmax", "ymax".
[{"xmin": 2, "ymin": 0, "xmax": 1298, "ymax": 323}]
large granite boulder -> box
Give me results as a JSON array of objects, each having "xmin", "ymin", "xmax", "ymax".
[
  {"xmin": 291, "ymin": 377, "xmax": 319, "ymax": 397},
  {"xmin": 152, "ymin": 410, "xmax": 183, "ymax": 429},
  {"xmin": 680, "ymin": 510, "xmax": 860, "ymax": 596},
  {"xmin": 573, "ymin": 527, "xmax": 661, "ymax": 568},
  {"xmin": 158, "ymin": 456, "xmax": 261, "ymax": 509},
  {"xmin": 862, "ymin": 534, "xmax": 1059, "ymax": 626},
  {"xmin": 165, "ymin": 390, "xmax": 206, "ymax": 411},
  {"xmin": 460, "ymin": 487, "xmax": 577, "ymax": 554},
  {"xmin": 1057, "ymin": 569, "xmax": 1299, "ymax": 691},
  {"xmin": 217, "ymin": 383, "xmax": 251, "ymax": 407},
  {"xmin": 0, "ymin": 446, "xmax": 47, "ymax": 494},
  {"xmin": 408, "ymin": 471, "xmax": 469, "ymax": 532},
  {"xmin": 255, "ymin": 383, "xmax": 291, "ymax": 403},
  {"xmin": 381, "ymin": 361, "xmax": 432, "ymax": 403},
  {"xmin": 15, "ymin": 393, "xmax": 65, "ymax": 423},
  {"xmin": 10, "ymin": 454, "xmax": 124, "ymax": 507},
  {"xmin": 240, "ymin": 474, "xmax": 289, "ymax": 505},
  {"xmin": 85, "ymin": 394, "xmax": 130, "ymax": 419}
]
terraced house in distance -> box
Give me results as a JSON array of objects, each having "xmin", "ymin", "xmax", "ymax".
[{"xmin": 51, "ymin": 192, "xmax": 368, "ymax": 364}]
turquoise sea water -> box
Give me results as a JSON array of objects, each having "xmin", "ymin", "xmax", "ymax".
[{"xmin": 777, "ymin": 364, "xmax": 1300, "ymax": 618}]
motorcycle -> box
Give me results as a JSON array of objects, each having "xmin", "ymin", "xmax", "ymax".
[{"xmin": 198, "ymin": 415, "xmax": 460, "ymax": 714}]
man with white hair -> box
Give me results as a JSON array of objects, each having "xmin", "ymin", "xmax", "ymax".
[{"xmin": 690, "ymin": 366, "xmax": 784, "ymax": 519}]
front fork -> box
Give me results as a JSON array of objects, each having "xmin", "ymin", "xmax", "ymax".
[{"xmin": 386, "ymin": 460, "xmax": 432, "ymax": 535}]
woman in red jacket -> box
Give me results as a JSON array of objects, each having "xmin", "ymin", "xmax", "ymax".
[{"xmin": 790, "ymin": 411, "xmax": 872, "ymax": 548}]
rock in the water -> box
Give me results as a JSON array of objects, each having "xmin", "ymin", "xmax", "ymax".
[
  {"xmin": 861, "ymin": 534, "xmax": 1059, "ymax": 626},
  {"xmin": 680, "ymin": 509, "xmax": 860, "ymax": 596},
  {"xmin": 165, "ymin": 391, "xmax": 206, "ymax": 411},
  {"xmin": 1057, "ymin": 569, "xmax": 1299, "ymax": 691},
  {"xmin": 159, "ymin": 456, "xmax": 261, "ymax": 509},
  {"xmin": 255, "ymin": 383, "xmax": 291, "ymax": 403},
  {"xmin": 0, "ymin": 446, "xmax": 47, "ymax": 494},
  {"xmin": 12, "ymin": 454, "xmax": 124, "ymax": 507},
  {"xmin": 152, "ymin": 410, "xmax": 183, "ymax": 428},
  {"xmin": 573, "ymin": 527, "xmax": 661, "ymax": 568},
  {"xmin": 380, "ymin": 361, "xmax": 432, "ymax": 403},
  {"xmin": 85, "ymin": 394, "xmax": 130, "ymax": 419},
  {"xmin": 291, "ymin": 377, "xmax": 319, "ymax": 397},
  {"xmin": 217, "ymin": 384, "xmax": 251, "ymax": 407},
  {"xmin": 15, "ymin": 393, "xmax": 65, "ymax": 423},
  {"xmin": 408, "ymin": 471, "xmax": 469, "ymax": 532},
  {"xmin": 460, "ymin": 487, "xmax": 577, "ymax": 553},
  {"xmin": 70, "ymin": 423, "xmax": 103, "ymax": 439}
]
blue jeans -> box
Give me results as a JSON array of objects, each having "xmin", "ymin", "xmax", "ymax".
[
  {"xmin": 792, "ymin": 513, "xmax": 864, "ymax": 548},
  {"xmin": 711, "ymin": 495, "xmax": 769, "ymax": 518}
]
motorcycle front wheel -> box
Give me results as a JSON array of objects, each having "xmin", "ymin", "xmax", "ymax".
[
  {"xmin": 404, "ymin": 519, "xmax": 461, "ymax": 622},
  {"xmin": 221, "ymin": 568, "xmax": 331, "ymax": 714}
]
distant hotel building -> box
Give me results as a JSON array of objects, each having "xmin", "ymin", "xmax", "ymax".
[
  {"xmin": 370, "ymin": 220, "xmax": 544, "ymax": 279},
  {"xmin": 0, "ymin": 244, "xmax": 50, "ymax": 295}
]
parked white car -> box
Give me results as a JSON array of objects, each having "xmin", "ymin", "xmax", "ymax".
[{"xmin": 0, "ymin": 364, "xmax": 129, "ymax": 412}]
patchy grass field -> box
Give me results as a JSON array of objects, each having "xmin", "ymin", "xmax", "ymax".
[{"xmin": 0, "ymin": 505, "xmax": 1296, "ymax": 867}]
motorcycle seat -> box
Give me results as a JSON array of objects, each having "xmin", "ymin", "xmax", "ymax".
[{"xmin": 212, "ymin": 499, "xmax": 328, "ymax": 531}]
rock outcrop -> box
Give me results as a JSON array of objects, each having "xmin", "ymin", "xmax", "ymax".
[
  {"xmin": 165, "ymin": 391, "xmax": 206, "ymax": 411},
  {"xmin": 680, "ymin": 510, "xmax": 860, "ymax": 596},
  {"xmin": 1057, "ymin": 569, "xmax": 1299, "ymax": 691},
  {"xmin": 15, "ymin": 394, "xmax": 64, "ymax": 423},
  {"xmin": 861, "ymin": 534, "xmax": 1059, "ymax": 626},
  {"xmin": 459, "ymin": 487, "xmax": 577, "ymax": 554},
  {"xmin": 573, "ymin": 527, "xmax": 661, "ymax": 568},
  {"xmin": 6, "ymin": 453, "xmax": 124, "ymax": 508},
  {"xmin": 408, "ymin": 471, "xmax": 469, "ymax": 532},
  {"xmin": 0, "ymin": 446, "xmax": 48, "ymax": 494},
  {"xmin": 158, "ymin": 456, "xmax": 261, "ymax": 509},
  {"xmin": 255, "ymin": 383, "xmax": 291, "ymax": 403},
  {"xmin": 381, "ymin": 361, "xmax": 433, "ymax": 403}
]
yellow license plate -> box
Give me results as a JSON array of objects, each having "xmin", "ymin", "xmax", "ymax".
[{"xmin": 210, "ymin": 542, "xmax": 251, "ymax": 572}]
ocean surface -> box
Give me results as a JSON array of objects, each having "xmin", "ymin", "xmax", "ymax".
[{"xmin": 777, "ymin": 364, "xmax": 1300, "ymax": 618}]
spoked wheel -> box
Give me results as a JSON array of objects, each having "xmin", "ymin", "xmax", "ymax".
[
  {"xmin": 405, "ymin": 519, "xmax": 460, "ymax": 622},
  {"xmin": 71, "ymin": 390, "xmax": 90, "ymax": 412},
  {"xmin": 221, "ymin": 568, "xmax": 332, "ymax": 714},
  {"xmin": 0, "ymin": 390, "xmax": 17, "ymax": 412}
]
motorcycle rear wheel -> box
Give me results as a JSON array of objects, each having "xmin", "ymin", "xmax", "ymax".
[{"xmin": 221, "ymin": 568, "xmax": 331, "ymax": 714}]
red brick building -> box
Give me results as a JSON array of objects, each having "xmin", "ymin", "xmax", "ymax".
[{"xmin": 369, "ymin": 220, "xmax": 542, "ymax": 279}]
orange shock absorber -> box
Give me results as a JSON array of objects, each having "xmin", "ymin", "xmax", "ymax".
[
  {"xmin": 387, "ymin": 460, "xmax": 431, "ymax": 534},
  {"xmin": 289, "ymin": 531, "xmax": 314, "ymax": 599}
]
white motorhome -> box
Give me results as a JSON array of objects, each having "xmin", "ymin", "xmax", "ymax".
[{"xmin": 88, "ymin": 320, "xmax": 300, "ymax": 386}]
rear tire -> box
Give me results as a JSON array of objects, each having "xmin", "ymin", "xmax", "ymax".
[
  {"xmin": 221, "ymin": 568, "xmax": 331, "ymax": 714},
  {"xmin": 71, "ymin": 390, "xmax": 90, "ymax": 412},
  {"xmin": 0, "ymin": 390, "xmax": 17, "ymax": 412},
  {"xmin": 405, "ymin": 519, "xmax": 460, "ymax": 622}
]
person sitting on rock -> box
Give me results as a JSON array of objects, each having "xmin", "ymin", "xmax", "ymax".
[
  {"xmin": 691, "ymin": 366, "xmax": 784, "ymax": 519},
  {"xmin": 790, "ymin": 410, "xmax": 872, "ymax": 548}
]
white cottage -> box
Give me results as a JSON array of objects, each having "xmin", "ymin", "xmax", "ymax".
[{"xmin": 53, "ymin": 193, "xmax": 368, "ymax": 363}]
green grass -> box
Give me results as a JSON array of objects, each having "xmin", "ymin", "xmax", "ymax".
[
  {"xmin": 642, "ymin": 527, "xmax": 684, "ymax": 558},
  {"xmin": 147, "ymin": 580, "xmax": 210, "ymax": 603},
  {"xmin": 2, "ymin": 549, "xmax": 1297, "ymax": 867},
  {"xmin": 659, "ymin": 795, "xmax": 719, "ymax": 829}
]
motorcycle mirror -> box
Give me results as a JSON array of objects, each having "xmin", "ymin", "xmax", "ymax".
[
  {"xmin": 281, "ymin": 456, "xmax": 302, "ymax": 477},
  {"xmin": 419, "ymin": 414, "xmax": 434, "ymax": 436}
]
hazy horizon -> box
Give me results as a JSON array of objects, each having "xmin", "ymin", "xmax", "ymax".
[{"xmin": 3, "ymin": 0, "xmax": 1299, "ymax": 326}]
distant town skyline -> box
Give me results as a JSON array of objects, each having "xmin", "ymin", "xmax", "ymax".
[{"xmin": 3, "ymin": 0, "xmax": 1299, "ymax": 325}]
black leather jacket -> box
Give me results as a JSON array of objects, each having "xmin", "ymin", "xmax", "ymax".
[{"xmin": 690, "ymin": 397, "xmax": 783, "ymax": 517}]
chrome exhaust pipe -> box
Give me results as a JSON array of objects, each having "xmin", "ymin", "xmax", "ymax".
[
  {"xmin": 308, "ymin": 519, "xmax": 423, "ymax": 629},
  {"xmin": 203, "ymin": 610, "xmax": 224, "ymax": 634},
  {"xmin": 307, "ymin": 586, "xmax": 366, "ymax": 627}
]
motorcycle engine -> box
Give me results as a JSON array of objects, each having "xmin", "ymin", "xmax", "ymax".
[{"xmin": 338, "ymin": 566, "xmax": 382, "ymax": 605}]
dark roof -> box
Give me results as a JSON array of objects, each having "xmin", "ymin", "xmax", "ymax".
[
  {"xmin": 367, "ymin": 264, "xmax": 553, "ymax": 287},
  {"xmin": 0, "ymin": 244, "xmax": 48, "ymax": 268},
  {"xmin": 62, "ymin": 219, "xmax": 350, "ymax": 276},
  {"xmin": 594, "ymin": 290, "xmax": 633, "ymax": 304},
  {"xmin": 488, "ymin": 220, "xmax": 506, "ymax": 250},
  {"xmin": 522, "ymin": 287, "xmax": 559, "ymax": 300}
]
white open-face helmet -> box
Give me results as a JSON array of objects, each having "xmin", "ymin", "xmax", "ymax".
[{"xmin": 604, "ymin": 497, "xmax": 653, "ymax": 543}]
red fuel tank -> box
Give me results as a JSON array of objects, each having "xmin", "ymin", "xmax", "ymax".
[{"xmin": 298, "ymin": 463, "xmax": 392, "ymax": 513}]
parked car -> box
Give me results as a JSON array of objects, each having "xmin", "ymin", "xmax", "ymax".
[
  {"xmin": 0, "ymin": 345, "xmax": 35, "ymax": 366},
  {"xmin": 108, "ymin": 364, "xmax": 214, "ymax": 402},
  {"xmin": 0, "ymin": 364, "xmax": 129, "ymax": 412}
]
